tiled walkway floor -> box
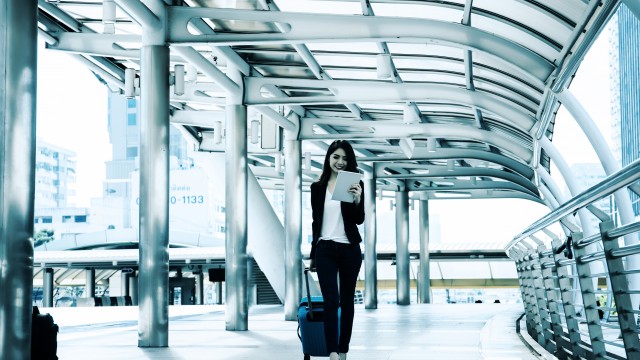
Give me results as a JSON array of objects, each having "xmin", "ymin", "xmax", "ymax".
[{"xmin": 47, "ymin": 303, "xmax": 550, "ymax": 359}]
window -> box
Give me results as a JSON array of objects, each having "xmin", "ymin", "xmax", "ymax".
[
  {"xmin": 127, "ymin": 113, "xmax": 137, "ymax": 126},
  {"xmin": 126, "ymin": 147, "xmax": 138, "ymax": 160},
  {"xmin": 74, "ymin": 215, "xmax": 87, "ymax": 223},
  {"xmin": 215, "ymin": 224, "xmax": 225, "ymax": 233},
  {"xmin": 216, "ymin": 205, "xmax": 226, "ymax": 214},
  {"xmin": 62, "ymin": 215, "xmax": 72, "ymax": 223},
  {"xmin": 34, "ymin": 218, "xmax": 39, "ymax": 224},
  {"xmin": 42, "ymin": 217, "xmax": 53, "ymax": 224},
  {"xmin": 127, "ymin": 98, "xmax": 137, "ymax": 108}
]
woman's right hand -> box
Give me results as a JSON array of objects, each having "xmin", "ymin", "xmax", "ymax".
[{"xmin": 309, "ymin": 259, "xmax": 317, "ymax": 272}]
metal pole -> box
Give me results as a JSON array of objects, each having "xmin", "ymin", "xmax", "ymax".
[
  {"xmin": 364, "ymin": 170, "xmax": 378, "ymax": 309},
  {"xmin": 418, "ymin": 199, "xmax": 431, "ymax": 304},
  {"xmin": 129, "ymin": 274, "xmax": 138, "ymax": 306},
  {"xmin": 395, "ymin": 190, "xmax": 410, "ymax": 305},
  {"xmin": 284, "ymin": 132, "xmax": 302, "ymax": 320},
  {"xmin": 138, "ymin": 0, "xmax": 170, "ymax": 345},
  {"xmin": 225, "ymin": 62, "xmax": 248, "ymax": 331},
  {"xmin": 195, "ymin": 271, "xmax": 204, "ymax": 305},
  {"xmin": 0, "ymin": 1, "xmax": 38, "ymax": 357},
  {"xmin": 43, "ymin": 268, "xmax": 54, "ymax": 308},
  {"xmin": 85, "ymin": 268, "xmax": 96, "ymax": 298}
]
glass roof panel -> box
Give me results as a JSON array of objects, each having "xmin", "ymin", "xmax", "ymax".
[
  {"xmin": 471, "ymin": 15, "xmax": 560, "ymax": 62},
  {"xmin": 474, "ymin": 0, "xmax": 573, "ymax": 45},
  {"xmin": 308, "ymin": 42, "xmax": 380, "ymax": 53},
  {"xmin": 387, "ymin": 43, "xmax": 465, "ymax": 59},
  {"xmin": 372, "ymin": 2, "xmax": 463, "ymax": 22},
  {"xmin": 275, "ymin": 0, "xmax": 363, "ymax": 14}
]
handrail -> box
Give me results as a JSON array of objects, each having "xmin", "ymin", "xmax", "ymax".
[{"xmin": 505, "ymin": 157, "xmax": 640, "ymax": 254}]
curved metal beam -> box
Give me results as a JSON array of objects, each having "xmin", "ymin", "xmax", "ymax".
[
  {"xmin": 246, "ymin": 79, "xmax": 536, "ymax": 132},
  {"xmin": 359, "ymin": 147, "xmax": 534, "ymax": 180},
  {"xmin": 377, "ymin": 166, "xmax": 539, "ymax": 196},
  {"xmin": 302, "ymin": 121, "xmax": 533, "ymax": 164},
  {"xmin": 167, "ymin": 7, "xmax": 554, "ymax": 82}
]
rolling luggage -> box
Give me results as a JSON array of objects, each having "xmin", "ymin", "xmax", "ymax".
[
  {"xmin": 31, "ymin": 306, "xmax": 59, "ymax": 360},
  {"xmin": 297, "ymin": 269, "xmax": 339, "ymax": 360}
]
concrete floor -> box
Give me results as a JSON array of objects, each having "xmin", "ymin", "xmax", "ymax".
[{"xmin": 47, "ymin": 303, "xmax": 551, "ymax": 360}]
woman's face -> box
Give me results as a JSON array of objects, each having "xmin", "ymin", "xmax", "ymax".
[{"xmin": 329, "ymin": 148, "xmax": 348, "ymax": 175}]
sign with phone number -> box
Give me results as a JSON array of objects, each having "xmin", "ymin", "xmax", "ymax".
[{"xmin": 135, "ymin": 195, "xmax": 204, "ymax": 205}]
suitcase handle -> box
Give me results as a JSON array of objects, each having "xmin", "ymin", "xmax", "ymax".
[{"xmin": 304, "ymin": 268, "xmax": 314, "ymax": 320}]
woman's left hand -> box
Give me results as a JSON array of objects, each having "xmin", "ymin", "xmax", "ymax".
[{"xmin": 349, "ymin": 183, "xmax": 362, "ymax": 202}]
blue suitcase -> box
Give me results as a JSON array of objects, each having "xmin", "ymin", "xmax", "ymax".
[{"xmin": 297, "ymin": 269, "xmax": 339, "ymax": 360}]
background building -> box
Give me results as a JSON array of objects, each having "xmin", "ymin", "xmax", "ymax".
[
  {"xmin": 35, "ymin": 138, "xmax": 77, "ymax": 208},
  {"xmin": 610, "ymin": 4, "xmax": 640, "ymax": 217}
]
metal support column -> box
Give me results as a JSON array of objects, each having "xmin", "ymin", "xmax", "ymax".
[
  {"xmin": 538, "ymin": 248, "xmax": 569, "ymax": 359},
  {"xmin": 0, "ymin": 0, "xmax": 38, "ymax": 358},
  {"xmin": 195, "ymin": 270, "xmax": 204, "ymax": 305},
  {"xmin": 395, "ymin": 190, "xmax": 410, "ymax": 305},
  {"xmin": 137, "ymin": 1, "xmax": 170, "ymax": 346},
  {"xmin": 43, "ymin": 268, "xmax": 54, "ymax": 308},
  {"xmin": 216, "ymin": 282, "xmax": 223, "ymax": 305},
  {"xmin": 599, "ymin": 220, "xmax": 640, "ymax": 357},
  {"xmin": 530, "ymin": 247, "xmax": 554, "ymax": 353},
  {"xmin": 364, "ymin": 170, "xmax": 378, "ymax": 309},
  {"xmin": 85, "ymin": 268, "xmax": 96, "ymax": 298},
  {"xmin": 570, "ymin": 232, "xmax": 606, "ymax": 359},
  {"xmin": 551, "ymin": 239, "xmax": 584, "ymax": 358},
  {"xmin": 129, "ymin": 274, "xmax": 138, "ymax": 306},
  {"xmin": 225, "ymin": 62, "xmax": 248, "ymax": 331},
  {"xmin": 418, "ymin": 199, "xmax": 431, "ymax": 304},
  {"xmin": 284, "ymin": 132, "xmax": 302, "ymax": 320}
]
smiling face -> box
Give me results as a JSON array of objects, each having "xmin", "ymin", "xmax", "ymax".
[{"xmin": 329, "ymin": 148, "xmax": 348, "ymax": 175}]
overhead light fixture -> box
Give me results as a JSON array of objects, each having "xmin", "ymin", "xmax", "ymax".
[
  {"xmin": 427, "ymin": 138, "xmax": 437, "ymax": 152},
  {"xmin": 102, "ymin": 0, "xmax": 116, "ymax": 24},
  {"xmin": 250, "ymin": 120, "xmax": 260, "ymax": 144},
  {"xmin": 376, "ymin": 53, "xmax": 392, "ymax": 79},
  {"xmin": 124, "ymin": 68, "xmax": 135, "ymax": 98},
  {"xmin": 446, "ymin": 159, "xmax": 455, "ymax": 171},
  {"xmin": 403, "ymin": 104, "xmax": 421, "ymax": 124},
  {"xmin": 399, "ymin": 138, "xmax": 415, "ymax": 159},
  {"xmin": 186, "ymin": 64, "xmax": 198, "ymax": 82},
  {"xmin": 174, "ymin": 64, "xmax": 185, "ymax": 96}
]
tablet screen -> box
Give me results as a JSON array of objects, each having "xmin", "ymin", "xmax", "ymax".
[{"xmin": 331, "ymin": 171, "xmax": 362, "ymax": 202}]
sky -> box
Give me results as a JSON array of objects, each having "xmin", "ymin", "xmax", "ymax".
[
  {"xmin": 35, "ymin": 20, "xmax": 616, "ymax": 244},
  {"xmin": 37, "ymin": 41, "xmax": 112, "ymax": 208}
]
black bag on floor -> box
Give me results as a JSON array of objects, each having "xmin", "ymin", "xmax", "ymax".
[{"xmin": 31, "ymin": 306, "xmax": 59, "ymax": 360}]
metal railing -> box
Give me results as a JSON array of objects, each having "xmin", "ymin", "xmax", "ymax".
[{"xmin": 506, "ymin": 158, "xmax": 640, "ymax": 359}]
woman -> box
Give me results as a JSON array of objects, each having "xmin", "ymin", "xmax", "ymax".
[{"xmin": 309, "ymin": 140, "xmax": 364, "ymax": 360}]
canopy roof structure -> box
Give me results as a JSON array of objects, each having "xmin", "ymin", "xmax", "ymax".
[{"xmin": 37, "ymin": 0, "xmax": 618, "ymax": 204}]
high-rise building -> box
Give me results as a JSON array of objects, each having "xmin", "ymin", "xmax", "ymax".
[
  {"xmin": 35, "ymin": 138, "xmax": 77, "ymax": 208},
  {"xmin": 609, "ymin": 5, "xmax": 640, "ymax": 217},
  {"xmin": 91, "ymin": 92, "xmax": 202, "ymax": 231}
]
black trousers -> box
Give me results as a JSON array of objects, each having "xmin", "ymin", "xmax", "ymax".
[{"xmin": 315, "ymin": 240, "xmax": 362, "ymax": 354}]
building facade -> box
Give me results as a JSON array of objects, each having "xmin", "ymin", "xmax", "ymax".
[
  {"xmin": 35, "ymin": 138, "xmax": 77, "ymax": 208},
  {"xmin": 610, "ymin": 5, "xmax": 640, "ymax": 217}
]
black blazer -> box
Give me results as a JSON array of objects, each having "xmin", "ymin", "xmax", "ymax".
[{"xmin": 310, "ymin": 180, "xmax": 365, "ymax": 260}]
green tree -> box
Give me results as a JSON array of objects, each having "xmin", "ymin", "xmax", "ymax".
[{"xmin": 34, "ymin": 229, "xmax": 55, "ymax": 247}]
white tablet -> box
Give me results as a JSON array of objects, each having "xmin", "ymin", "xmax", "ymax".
[{"xmin": 331, "ymin": 171, "xmax": 362, "ymax": 202}]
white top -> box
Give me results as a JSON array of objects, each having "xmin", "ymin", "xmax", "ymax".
[{"xmin": 319, "ymin": 189, "xmax": 350, "ymax": 244}]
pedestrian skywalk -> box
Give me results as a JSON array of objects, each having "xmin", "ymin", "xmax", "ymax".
[{"xmin": 50, "ymin": 303, "xmax": 546, "ymax": 360}]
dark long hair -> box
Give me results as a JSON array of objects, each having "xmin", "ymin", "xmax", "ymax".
[{"xmin": 316, "ymin": 140, "xmax": 359, "ymax": 187}]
